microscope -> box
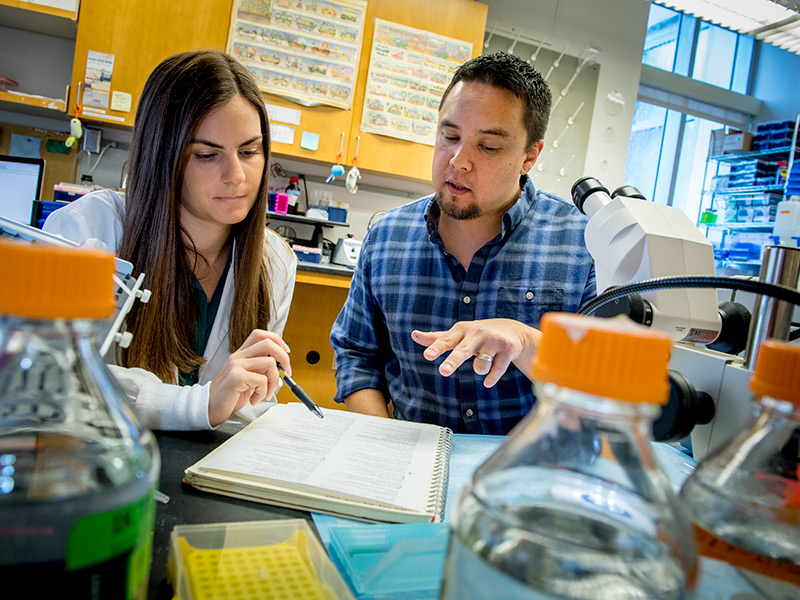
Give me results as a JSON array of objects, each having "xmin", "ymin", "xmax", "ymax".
[{"xmin": 571, "ymin": 177, "xmax": 800, "ymax": 460}]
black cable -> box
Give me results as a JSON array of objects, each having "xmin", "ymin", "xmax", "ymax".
[
  {"xmin": 300, "ymin": 174, "xmax": 310, "ymax": 212},
  {"xmin": 579, "ymin": 275, "xmax": 800, "ymax": 317}
]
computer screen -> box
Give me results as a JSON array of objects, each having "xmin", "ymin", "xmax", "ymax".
[{"xmin": 0, "ymin": 155, "xmax": 45, "ymax": 226}]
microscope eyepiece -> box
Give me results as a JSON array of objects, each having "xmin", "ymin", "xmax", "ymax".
[
  {"xmin": 611, "ymin": 185, "xmax": 646, "ymax": 200},
  {"xmin": 571, "ymin": 176, "xmax": 612, "ymax": 216}
]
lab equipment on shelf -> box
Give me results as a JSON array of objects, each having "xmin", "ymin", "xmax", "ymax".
[
  {"xmin": 440, "ymin": 313, "xmax": 698, "ymax": 600},
  {"xmin": 0, "ymin": 240, "xmax": 160, "ymax": 597},
  {"xmin": 700, "ymin": 119, "xmax": 799, "ymax": 273}
]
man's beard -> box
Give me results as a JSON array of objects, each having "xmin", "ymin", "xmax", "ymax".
[{"xmin": 435, "ymin": 192, "xmax": 481, "ymax": 221}]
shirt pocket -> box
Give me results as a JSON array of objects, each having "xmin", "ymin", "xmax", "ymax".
[{"xmin": 495, "ymin": 285, "xmax": 565, "ymax": 327}]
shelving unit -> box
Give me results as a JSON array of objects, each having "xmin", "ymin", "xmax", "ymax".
[
  {"xmin": 699, "ymin": 125, "xmax": 799, "ymax": 273},
  {"xmin": 267, "ymin": 211, "xmax": 349, "ymax": 248},
  {"xmin": 0, "ymin": 0, "xmax": 76, "ymax": 118},
  {"xmin": 267, "ymin": 211, "xmax": 350, "ymax": 230},
  {"xmin": 0, "ymin": 89, "xmax": 66, "ymax": 115}
]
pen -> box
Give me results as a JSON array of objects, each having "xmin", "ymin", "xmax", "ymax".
[{"xmin": 277, "ymin": 364, "xmax": 324, "ymax": 419}]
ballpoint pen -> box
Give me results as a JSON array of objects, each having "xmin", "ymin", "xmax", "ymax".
[{"xmin": 277, "ymin": 364, "xmax": 324, "ymax": 419}]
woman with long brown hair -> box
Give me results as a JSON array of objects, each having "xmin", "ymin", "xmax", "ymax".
[{"xmin": 45, "ymin": 50, "xmax": 297, "ymax": 429}]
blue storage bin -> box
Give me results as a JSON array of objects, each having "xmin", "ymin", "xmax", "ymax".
[
  {"xmin": 36, "ymin": 201, "xmax": 69, "ymax": 229},
  {"xmin": 726, "ymin": 243, "xmax": 761, "ymax": 262},
  {"xmin": 713, "ymin": 247, "xmax": 729, "ymax": 260},
  {"xmin": 292, "ymin": 245, "xmax": 321, "ymax": 263},
  {"xmin": 53, "ymin": 189, "xmax": 85, "ymax": 203},
  {"xmin": 327, "ymin": 206, "xmax": 347, "ymax": 223}
]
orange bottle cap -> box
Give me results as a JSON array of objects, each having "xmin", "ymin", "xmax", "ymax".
[
  {"xmin": 750, "ymin": 340, "xmax": 800, "ymax": 406},
  {"xmin": 0, "ymin": 239, "xmax": 116, "ymax": 320},
  {"xmin": 531, "ymin": 313, "xmax": 672, "ymax": 404}
]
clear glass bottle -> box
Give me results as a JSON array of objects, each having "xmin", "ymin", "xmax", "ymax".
[
  {"xmin": 441, "ymin": 313, "xmax": 698, "ymax": 600},
  {"xmin": 680, "ymin": 339, "xmax": 800, "ymax": 588},
  {"xmin": 0, "ymin": 239, "xmax": 160, "ymax": 598}
]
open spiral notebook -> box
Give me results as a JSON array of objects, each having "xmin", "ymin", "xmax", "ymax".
[{"xmin": 184, "ymin": 403, "xmax": 453, "ymax": 523}]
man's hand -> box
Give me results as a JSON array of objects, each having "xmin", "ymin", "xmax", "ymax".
[
  {"xmin": 411, "ymin": 319, "xmax": 542, "ymax": 387},
  {"xmin": 208, "ymin": 330, "xmax": 291, "ymax": 427}
]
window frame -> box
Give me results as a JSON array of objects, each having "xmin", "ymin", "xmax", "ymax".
[{"xmin": 628, "ymin": 2, "xmax": 760, "ymax": 215}]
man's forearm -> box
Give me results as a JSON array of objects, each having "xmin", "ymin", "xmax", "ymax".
[{"xmin": 344, "ymin": 388, "xmax": 391, "ymax": 418}]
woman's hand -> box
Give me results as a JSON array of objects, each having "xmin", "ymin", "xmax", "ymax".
[
  {"xmin": 411, "ymin": 319, "xmax": 542, "ymax": 387},
  {"xmin": 208, "ymin": 330, "xmax": 291, "ymax": 427}
]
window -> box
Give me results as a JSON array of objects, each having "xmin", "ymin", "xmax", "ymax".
[
  {"xmin": 625, "ymin": 101, "xmax": 722, "ymax": 221},
  {"xmin": 625, "ymin": 3, "xmax": 756, "ymax": 222},
  {"xmin": 642, "ymin": 3, "xmax": 754, "ymax": 93},
  {"xmin": 642, "ymin": 4, "xmax": 695, "ymax": 75}
]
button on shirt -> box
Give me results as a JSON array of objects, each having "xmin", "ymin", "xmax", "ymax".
[{"xmin": 330, "ymin": 176, "xmax": 596, "ymax": 434}]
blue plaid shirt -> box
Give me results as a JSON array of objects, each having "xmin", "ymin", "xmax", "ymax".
[{"xmin": 331, "ymin": 176, "xmax": 596, "ymax": 434}]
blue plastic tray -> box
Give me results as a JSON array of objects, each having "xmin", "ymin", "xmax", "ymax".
[{"xmin": 328, "ymin": 522, "xmax": 450, "ymax": 596}]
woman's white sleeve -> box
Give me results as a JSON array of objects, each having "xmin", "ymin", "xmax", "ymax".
[{"xmin": 108, "ymin": 365, "xmax": 212, "ymax": 430}]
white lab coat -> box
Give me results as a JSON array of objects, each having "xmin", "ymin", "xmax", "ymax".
[{"xmin": 43, "ymin": 189, "xmax": 298, "ymax": 430}]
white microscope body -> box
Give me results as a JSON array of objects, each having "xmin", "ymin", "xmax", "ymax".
[
  {"xmin": 573, "ymin": 179, "xmax": 756, "ymax": 459},
  {"xmin": 581, "ymin": 190, "xmax": 720, "ymax": 343}
]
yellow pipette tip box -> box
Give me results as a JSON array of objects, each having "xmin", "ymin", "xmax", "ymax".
[{"xmin": 167, "ymin": 519, "xmax": 355, "ymax": 600}]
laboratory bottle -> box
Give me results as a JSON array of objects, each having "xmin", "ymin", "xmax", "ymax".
[
  {"xmin": 0, "ymin": 239, "xmax": 160, "ymax": 599},
  {"xmin": 680, "ymin": 339, "xmax": 800, "ymax": 588},
  {"xmin": 286, "ymin": 175, "xmax": 301, "ymax": 214},
  {"xmin": 440, "ymin": 313, "xmax": 698, "ymax": 600}
]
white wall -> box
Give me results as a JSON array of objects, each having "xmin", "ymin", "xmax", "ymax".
[
  {"xmin": 750, "ymin": 41, "xmax": 800, "ymax": 125},
  {"xmin": 480, "ymin": 0, "xmax": 650, "ymax": 192}
]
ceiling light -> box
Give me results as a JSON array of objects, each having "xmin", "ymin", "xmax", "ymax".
[{"xmin": 659, "ymin": 0, "xmax": 800, "ymax": 55}]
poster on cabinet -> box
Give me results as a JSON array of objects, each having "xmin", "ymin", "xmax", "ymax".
[
  {"xmin": 227, "ymin": 0, "xmax": 366, "ymax": 110},
  {"xmin": 360, "ymin": 19, "xmax": 472, "ymax": 146},
  {"xmin": 81, "ymin": 50, "xmax": 114, "ymax": 110}
]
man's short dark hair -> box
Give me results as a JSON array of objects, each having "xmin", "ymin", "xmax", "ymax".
[{"xmin": 440, "ymin": 52, "xmax": 552, "ymax": 149}]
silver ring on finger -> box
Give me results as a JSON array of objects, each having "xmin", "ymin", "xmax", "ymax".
[{"xmin": 474, "ymin": 353, "xmax": 493, "ymax": 363}]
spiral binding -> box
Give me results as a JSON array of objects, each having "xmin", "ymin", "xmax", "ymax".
[{"xmin": 425, "ymin": 428, "xmax": 453, "ymax": 520}]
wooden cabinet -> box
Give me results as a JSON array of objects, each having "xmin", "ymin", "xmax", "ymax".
[
  {"xmin": 69, "ymin": 0, "xmax": 233, "ymax": 127},
  {"xmin": 276, "ymin": 270, "xmax": 351, "ymax": 411},
  {"xmin": 68, "ymin": 0, "xmax": 486, "ymax": 182},
  {"xmin": 265, "ymin": 94, "xmax": 355, "ymax": 166},
  {"xmin": 269, "ymin": 0, "xmax": 488, "ymax": 183},
  {"xmin": 344, "ymin": 0, "xmax": 488, "ymax": 183}
]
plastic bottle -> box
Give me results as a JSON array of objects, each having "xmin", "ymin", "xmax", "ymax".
[
  {"xmin": 0, "ymin": 239, "xmax": 159, "ymax": 598},
  {"xmin": 285, "ymin": 175, "xmax": 301, "ymax": 215},
  {"xmin": 440, "ymin": 313, "xmax": 698, "ymax": 600},
  {"xmin": 680, "ymin": 339, "xmax": 800, "ymax": 588},
  {"xmin": 772, "ymin": 198, "xmax": 800, "ymax": 247}
]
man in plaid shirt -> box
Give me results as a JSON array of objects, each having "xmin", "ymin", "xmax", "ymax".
[{"xmin": 330, "ymin": 52, "xmax": 596, "ymax": 434}]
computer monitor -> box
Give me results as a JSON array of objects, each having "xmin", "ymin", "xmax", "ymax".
[{"xmin": 0, "ymin": 155, "xmax": 45, "ymax": 226}]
